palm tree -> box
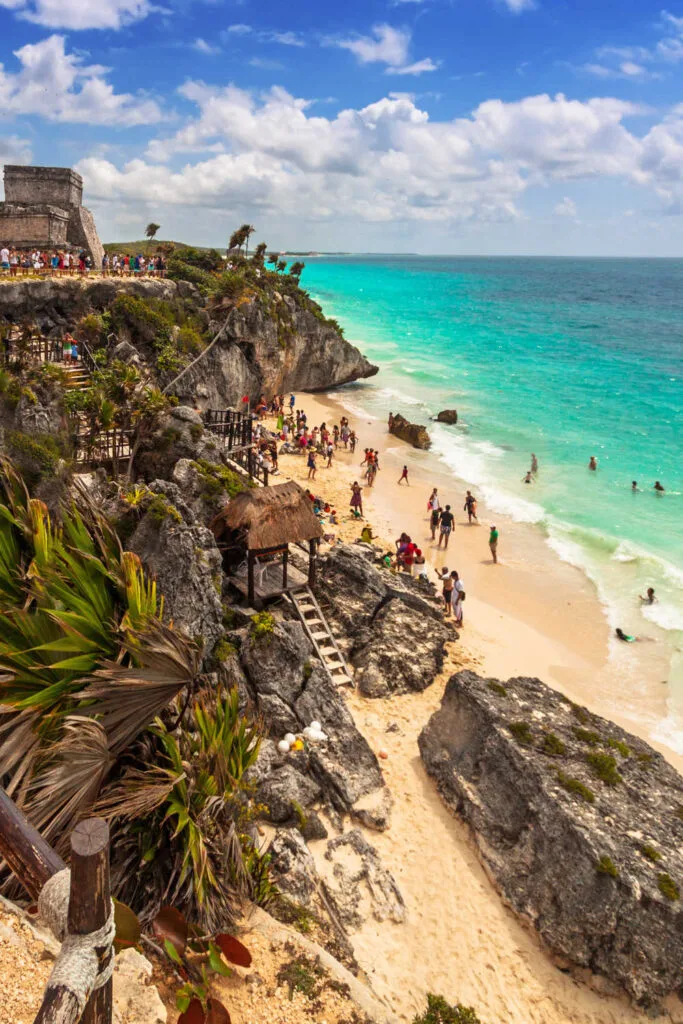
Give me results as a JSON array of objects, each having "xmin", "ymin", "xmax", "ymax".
[
  {"xmin": 228, "ymin": 228, "xmax": 242, "ymax": 255},
  {"xmin": 266, "ymin": 253, "xmax": 278, "ymax": 268},
  {"xmin": 239, "ymin": 224, "xmax": 255, "ymax": 258},
  {"xmin": 145, "ymin": 222, "xmax": 161, "ymax": 253},
  {"xmin": 253, "ymin": 242, "xmax": 267, "ymax": 267},
  {"xmin": 0, "ymin": 458, "xmax": 201, "ymax": 849},
  {"xmin": 289, "ymin": 261, "xmax": 305, "ymax": 280},
  {"xmin": 276, "ymin": 259, "xmax": 287, "ymax": 273}
]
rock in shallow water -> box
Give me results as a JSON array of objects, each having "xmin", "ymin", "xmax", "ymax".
[
  {"xmin": 389, "ymin": 413, "xmax": 431, "ymax": 449},
  {"xmin": 418, "ymin": 670, "xmax": 683, "ymax": 1007}
]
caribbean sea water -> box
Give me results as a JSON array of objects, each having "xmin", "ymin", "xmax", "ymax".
[{"xmin": 300, "ymin": 256, "xmax": 683, "ymax": 744}]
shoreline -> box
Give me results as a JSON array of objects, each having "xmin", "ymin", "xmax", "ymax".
[{"xmin": 270, "ymin": 390, "xmax": 682, "ymax": 773}]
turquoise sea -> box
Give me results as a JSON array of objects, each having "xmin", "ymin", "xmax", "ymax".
[{"xmin": 301, "ymin": 256, "xmax": 683, "ymax": 737}]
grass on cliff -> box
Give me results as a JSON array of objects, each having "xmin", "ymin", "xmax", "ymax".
[{"xmin": 413, "ymin": 994, "xmax": 483, "ymax": 1024}]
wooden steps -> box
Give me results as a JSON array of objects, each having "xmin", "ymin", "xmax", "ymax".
[{"xmin": 289, "ymin": 585, "xmax": 354, "ymax": 688}]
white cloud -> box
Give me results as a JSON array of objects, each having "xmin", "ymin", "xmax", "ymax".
[
  {"xmin": 192, "ymin": 38, "xmax": 221, "ymax": 55},
  {"xmin": 0, "ymin": 134, "xmax": 32, "ymax": 166},
  {"xmin": 78, "ymin": 86, "xmax": 683, "ymax": 233},
  {"xmin": 225, "ymin": 23, "xmax": 252, "ymax": 35},
  {"xmin": 249, "ymin": 57, "xmax": 285, "ymax": 70},
  {"xmin": 387, "ymin": 57, "xmax": 439, "ymax": 76},
  {"xmin": 334, "ymin": 25, "xmax": 411, "ymax": 67},
  {"xmin": 264, "ymin": 31, "xmax": 305, "ymax": 47},
  {"xmin": 0, "ymin": 0, "xmax": 162, "ymax": 30},
  {"xmin": 501, "ymin": 0, "xmax": 535, "ymax": 12},
  {"xmin": 0, "ymin": 35, "xmax": 162, "ymax": 125},
  {"xmin": 554, "ymin": 196, "xmax": 577, "ymax": 217}
]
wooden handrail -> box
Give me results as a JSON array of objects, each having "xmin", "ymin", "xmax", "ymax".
[{"xmin": 0, "ymin": 786, "xmax": 65, "ymax": 898}]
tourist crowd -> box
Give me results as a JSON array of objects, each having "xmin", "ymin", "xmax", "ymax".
[{"xmin": 0, "ymin": 246, "xmax": 167, "ymax": 277}]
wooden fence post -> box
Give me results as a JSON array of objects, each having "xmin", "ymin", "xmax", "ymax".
[
  {"xmin": 69, "ymin": 819, "xmax": 113, "ymax": 1024},
  {"xmin": 0, "ymin": 787, "xmax": 65, "ymax": 898}
]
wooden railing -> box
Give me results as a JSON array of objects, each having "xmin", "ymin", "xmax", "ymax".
[
  {"xmin": 228, "ymin": 445, "xmax": 269, "ymax": 487},
  {"xmin": 202, "ymin": 409, "xmax": 252, "ymax": 450},
  {"xmin": 0, "ymin": 787, "xmax": 113, "ymax": 1024},
  {"xmin": 73, "ymin": 427, "xmax": 133, "ymax": 470}
]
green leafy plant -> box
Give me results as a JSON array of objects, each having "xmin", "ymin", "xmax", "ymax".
[
  {"xmin": 99, "ymin": 687, "xmax": 262, "ymax": 928},
  {"xmin": 277, "ymin": 950, "xmax": 328, "ymax": 1000},
  {"xmin": 607, "ymin": 738, "xmax": 631, "ymax": 757},
  {"xmin": 508, "ymin": 721, "xmax": 532, "ymax": 746},
  {"xmin": 657, "ymin": 874, "xmax": 680, "ymax": 901},
  {"xmin": 572, "ymin": 727, "xmax": 601, "ymax": 746},
  {"xmin": 0, "ymin": 458, "xmax": 201, "ymax": 849},
  {"xmin": 596, "ymin": 856, "xmax": 619, "ymax": 878},
  {"xmin": 541, "ymin": 732, "xmax": 566, "ymax": 756},
  {"xmin": 251, "ymin": 611, "xmax": 275, "ymax": 643},
  {"xmin": 413, "ymin": 993, "xmax": 483, "ymax": 1024},
  {"xmin": 641, "ymin": 845, "xmax": 662, "ymax": 863},
  {"xmin": 556, "ymin": 771, "xmax": 595, "ymax": 804},
  {"xmin": 585, "ymin": 751, "xmax": 622, "ymax": 787}
]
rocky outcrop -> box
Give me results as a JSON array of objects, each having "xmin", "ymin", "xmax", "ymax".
[
  {"xmin": 324, "ymin": 830, "xmax": 405, "ymax": 929},
  {"xmin": 435, "ymin": 409, "xmax": 458, "ymax": 425},
  {"xmin": 389, "ymin": 413, "xmax": 431, "ymax": 450},
  {"xmin": 319, "ymin": 544, "xmax": 452, "ymax": 698},
  {"xmin": 127, "ymin": 480, "xmax": 224, "ymax": 657},
  {"xmin": 113, "ymin": 949, "xmax": 167, "ymax": 1024},
  {"xmin": 0, "ymin": 277, "xmax": 187, "ymax": 335},
  {"xmin": 418, "ymin": 671, "xmax": 683, "ymax": 1007},
  {"xmin": 176, "ymin": 294, "xmax": 378, "ymax": 407},
  {"xmin": 239, "ymin": 618, "xmax": 386, "ymax": 818}
]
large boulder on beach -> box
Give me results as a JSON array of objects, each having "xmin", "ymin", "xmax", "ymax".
[
  {"xmin": 418, "ymin": 670, "xmax": 683, "ymax": 1007},
  {"xmin": 436, "ymin": 409, "xmax": 458, "ymax": 425},
  {"xmin": 389, "ymin": 413, "xmax": 431, "ymax": 450},
  {"xmin": 319, "ymin": 544, "xmax": 453, "ymax": 697}
]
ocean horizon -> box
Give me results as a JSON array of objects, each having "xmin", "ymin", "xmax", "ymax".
[{"xmin": 299, "ymin": 254, "xmax": 683, "ymax": 745}]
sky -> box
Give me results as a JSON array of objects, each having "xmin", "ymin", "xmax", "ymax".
[{"xmin": 1, "ymin": 0, "xmax": 683, "ymax": 255}]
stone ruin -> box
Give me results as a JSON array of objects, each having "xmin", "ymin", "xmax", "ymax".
[{"xmin": 0, "ymin": 165, "xmax": 104, "ymax": 266}]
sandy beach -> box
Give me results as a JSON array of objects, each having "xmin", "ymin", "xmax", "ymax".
[{"xmin": 263, "ymin": 392, "xmax": 683, "ymax": 1024}]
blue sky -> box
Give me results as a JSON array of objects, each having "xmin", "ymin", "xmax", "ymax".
[{"xmin": 1, "ymin": 0, "xmax": 683, "ymax": 254}]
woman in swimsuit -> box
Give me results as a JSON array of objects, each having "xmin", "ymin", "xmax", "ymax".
[{"xmin": 350, "ymin": 481, "xmax": 363, "ymax": 518}]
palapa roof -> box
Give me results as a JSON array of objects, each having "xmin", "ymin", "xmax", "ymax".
[{"xmin": 213, "ymin": 480, "xmax": 324, "ymax": 550}]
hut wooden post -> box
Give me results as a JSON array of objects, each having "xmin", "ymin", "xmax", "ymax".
[
  {"xmin": 0, "ymin": 787, "xmax": 65, "ymax": 898},
  {"xmin": 282, "ymin": 547, "xmax": 288, "ymax": 589},
  {"xmin": 308, "ymin": 538, "xmax": 317, "ymax": 588},
  {"xmin": 247, "ymin": 549, "xmax": 255, "ymax": 606}
]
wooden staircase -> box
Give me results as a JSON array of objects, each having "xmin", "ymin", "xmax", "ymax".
[
  {"xmin": 289, "ymin": 585, "xmax": 354, "ymax": 688},
  {"xmin": 62, "ymin": 364, "xmax": 91, "ymax": 391}
]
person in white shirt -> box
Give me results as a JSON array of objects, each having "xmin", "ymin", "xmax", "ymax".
[
  {"xmin": 0, "ymin": 247, "xmax": 9, "ymax": 269},
  {"xmin": 452, "ymin": 571, "xmax": 465, "ymax": 626}
]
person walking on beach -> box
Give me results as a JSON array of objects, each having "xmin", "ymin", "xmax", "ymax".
[
  {"xmin": 489, "ymin": 525, "xmax": 499, "ymax": 564},
  {"xmin": 588, "ymin": 456, "xmax": 598, "ymax": 471},
  {"xmin": 438, "ymin": 505, "xmax": 454, "ymax": 550},
  {"xmin": 531, "ymin": 454, "xmax": 538, "ymax": 475},
  {"xmin": 350, "ymin": 481, "xmax": 363, "ymax": 518},
  {"xmin": 349, "ymin": 430, "xmax": 357, "ymax": 454},
  {"xmin": 464, "ymin": 490, "xmax": 478, "ymax": 524},
  {"xmin": 307, "ymin": 449, "xmax": 317, "ymax": 481},
  {"xmin": 398, "ymin": 465, "xmax": 409, "ymax": 486},
  {"xmin": 428, "ymin": 488, "xmax": 441, "ymax": 538},
  {"xmin": 326, "ymin": 442, "xmax": 334, "ymax": 469}
]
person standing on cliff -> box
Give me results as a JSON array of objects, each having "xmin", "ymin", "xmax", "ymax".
[{"xmin": 489, "ymin": 525, "xmax": 499, "ymax": 564}]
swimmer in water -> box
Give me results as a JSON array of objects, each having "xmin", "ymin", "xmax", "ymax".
[
  {"xmin": 531, "ymin": 453, "xmax": 538, "ymax": 474},
  {"xmin": 616, "ymin": 627, "xmax": 655, "ymax": 643},
  {"xmin": 632, "ymin": 481, "xmax": 639, "ymax": 492},
  {"xmin": 654, "ymin": 481, "xmax": 665, "ymax": 492},
  {"xmin": 522, "ymin": 471, "xmax": 534, "ymax": 484},
  {"xmin": 589, "ymin": 456, "xmax": 598, "ymax": 471},
  {"xmin": 639, "ymin": 587, "xmax": 657, "ymax": 605}
]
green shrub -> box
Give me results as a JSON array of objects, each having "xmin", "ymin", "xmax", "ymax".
[
  {"xmin": 571, "ymin": 703, "xmax": 591, "ymax": 725},
  {"xmin": 214, "ymin": 638, "xmax": 237, "ymax": 661},
  {"xmin": 147, "ymin": 493, "xmax": 182, "ymax": 524},
  {"xmin": 177, "ymin": 324, "xmax": 205, "ymax": 355},
  {"xmin": 6, "ymin": 431, "xmax": 65, "ymax": 477},
  {"xmin": 541, "ymin": 732, "xmax": 566, "ymax": 756},
  {"xmin": 607, "ymin": 738, "xmax": 631, "ymax": 757},
  {"xmin": 636, "ymin": 752, "xmax": 654, "ymax": 765},
  {"xmin": 572, "ymin": 727, "xmax": 601, "ymax": 746},
  {"xmin": 508, "ymin": 721, "xmax": 533, "ymax": 746},
  {"xmin": 585, "ymin": 751, "xmax": 622, "ymax": 787},
  {"xmin": 487, "ymin": 681, "xmax": 507, "ymax": 697},
  {"xmin": 657, "ymin": 873, "xmax": 680, "ymax": 901},
  {"xmin": 413, "ymin": 993, "xmax": 483, "ymax": 1024},
  {"xmin": 192, "ymin": 459, "xmax": 250, "ymax": 499},
  {"xmin": 166, "ymin": 257, "xmax": 216, "ymax": 293},
  {"xmin": 596, "ymin": 855, "xmax": 619, "ymax": 878},
  {"xmin": 557, "ymin": 770, "xmax": 595, "ymax": 804},
  {"xmin": 641, "ymin": 845, "xmax": 662, "ymax": 863},
  {"xmin": 251, "ymin": 611, "xmax": 275, "ymax": 642},
  {"xmin": 277, "ymin": 951, "xmax": 327, "ymax": 1000}
]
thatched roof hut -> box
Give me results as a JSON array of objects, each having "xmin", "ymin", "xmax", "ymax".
[{"xmin": 213, "ymin": 481, "xmax": 323, "ymax": 550}]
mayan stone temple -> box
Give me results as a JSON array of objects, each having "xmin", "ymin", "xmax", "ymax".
[{"xmin": 0, "ymin": 164, "xmax": 104, "ymax": 265}]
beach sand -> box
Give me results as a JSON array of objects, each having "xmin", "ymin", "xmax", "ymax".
[{"xmin": 265, "ymin": 394, "xmax": 683, "ymax": 1024}]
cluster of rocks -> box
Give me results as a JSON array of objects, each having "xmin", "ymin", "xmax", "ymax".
[
  {"xmin": 388, "ymin": 412, "xmax": 431, "ymax": 450},
  {"xmin": 419, "ymin": 670, "xmax": 683, "ymax": 1007}
]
